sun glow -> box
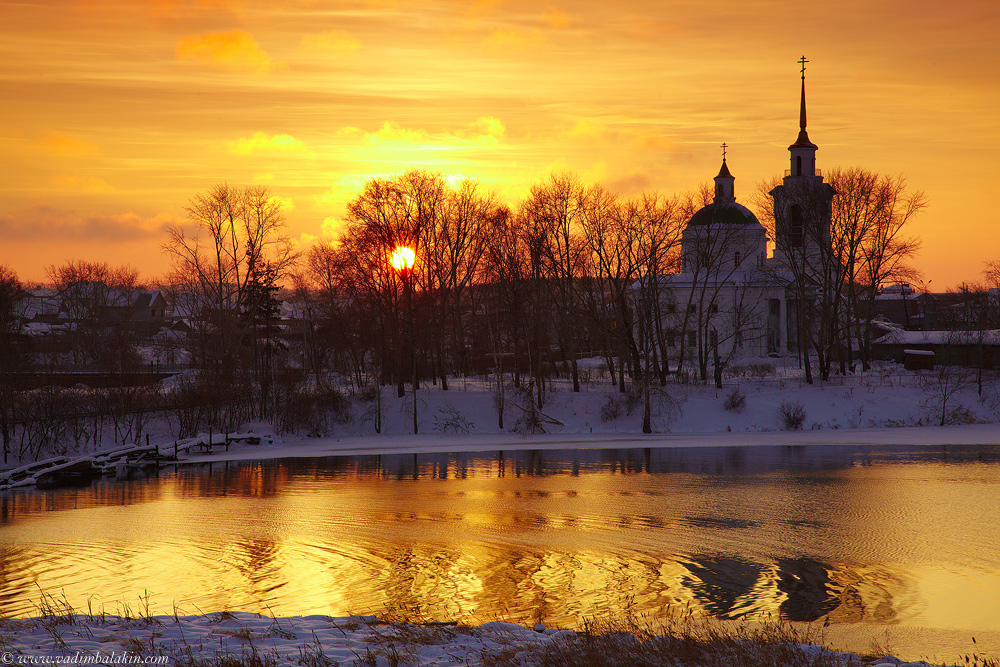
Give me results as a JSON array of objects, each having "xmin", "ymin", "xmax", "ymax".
[{"xmin": 389, "ymin": 246, "xmax": 415, "ymax": 271}]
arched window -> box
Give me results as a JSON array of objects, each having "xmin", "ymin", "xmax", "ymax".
[
  {"xmin": 795, "ymin": 155, "xmax": 802, "ymax": 175},
  {"xmin": 734, "ymin": 251, "xmax": 741, "ymax": 267}
]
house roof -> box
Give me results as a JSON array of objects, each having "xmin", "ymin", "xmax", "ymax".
[{"xmin": 874, "ymin": 329, "xmax": 1000, "ymax": 346}]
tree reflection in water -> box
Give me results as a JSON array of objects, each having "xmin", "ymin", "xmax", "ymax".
[{"xmin": 1, "ymin": 443, "xmax": 999, "ymax": 659}]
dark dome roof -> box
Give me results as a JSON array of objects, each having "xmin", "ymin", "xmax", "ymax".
[{"xmin": 688, "ymin": 202, "xmax": 761, "ymax": 227}]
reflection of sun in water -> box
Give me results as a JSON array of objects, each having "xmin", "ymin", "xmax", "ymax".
[{"xmin": 390, "ymin": 246, "xmax": 415, "ymax": 271}]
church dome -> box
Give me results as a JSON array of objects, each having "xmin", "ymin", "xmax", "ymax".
[{"xmin": 688, "ymin": 201, "xmax": 761, "ymax": 227}]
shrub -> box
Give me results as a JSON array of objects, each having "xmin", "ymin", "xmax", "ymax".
[
  {"xmin": 778, "ymin": 400, "xmax": 806, "ymax": 430},
  {"xmin": 723, "ymin": 387, "xmax": 746, "ymax": 413},
  {"xmin": 274, "ymin": 385, "xmax": 350, "ymax": 436},
  {"xmin": 723, "ymin": 362, "xmax": 776, "ymax": 379},
  {"xmin": 624, "ymin": 383, "xmax": 643, "ymax": 416},
  {"xmin": 433, "ymin": 402, "xmax": 474, "ymax": 434},
  {"xmin": 600, "ymin": 393, "xmax": 623, "ymax": 422}
]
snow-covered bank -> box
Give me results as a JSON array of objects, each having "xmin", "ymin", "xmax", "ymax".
[
  {"xmin": 0, "ymin": 611, "xmax": 964, "ymax": 667},
  {"xmin": 166, "ymin": 362, "xmax": 1000, "ymax": 464},
  {"xmin": 178, "ymin": 423, "xmax": 1000, "ymax": 464}
]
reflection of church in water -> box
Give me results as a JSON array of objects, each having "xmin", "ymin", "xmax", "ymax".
[{"xmin": 655, "ymin": 59, "xmax": 836, "ymax": 360}]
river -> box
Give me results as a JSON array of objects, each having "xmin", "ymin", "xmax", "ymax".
[{"xmin": 2, "ymin": 443, "xmax": 999, "ymax": 662}]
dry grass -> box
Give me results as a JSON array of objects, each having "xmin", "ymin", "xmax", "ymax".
[
  {"xmin": 481, "ymin": 614, "xmax": 855, "ymax": 667},
  {"xmin": 8, "ymin": 592, "xmax": 998, "ymax": 667}
]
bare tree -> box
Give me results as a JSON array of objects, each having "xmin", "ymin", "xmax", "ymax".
[
  {"xmin": 521, "ymin": 173, "xmax": 589, "ymax": 393},
  {"xmin": 164, "ymin": 183, "xmax": 297, "ymax": 424},
  {"xmin": 46, "ymin": 260, "xmax": 141, "ymax": 368},
  {"xmin": 0, "ymin": 265, "xmax": 26, "ymax": 464},
  {"xmin": 424, "ymin": 179, "xmax": 497, "ymax": 386}
]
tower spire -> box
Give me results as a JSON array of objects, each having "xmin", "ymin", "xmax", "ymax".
[
  {"xmin": 713, "ymin": 142, "xmax": 735, "ymax": 202},
  {"xmin": 798, "ymin": 55, "xmax": 808, "ymax": 133},
  {"xmin": 788, "ymin": 55, "xmax": 818, "ymax": 176}
]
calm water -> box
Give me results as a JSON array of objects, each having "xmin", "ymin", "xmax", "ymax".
[{"xmin": 3, "ymin": 444, "xmax": 1000, "ymax": 660}]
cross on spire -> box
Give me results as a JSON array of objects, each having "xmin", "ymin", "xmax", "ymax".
[
  {"xmin": 798, "ymin": 55, "xmax": 809, "ymax": 132},
  {"xmin": 720, "ymin": 142, "xmax": 728, "ymax": 160}
]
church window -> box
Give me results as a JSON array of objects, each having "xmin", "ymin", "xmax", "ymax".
[
  {"xmin": 789, "ymin": 204, "xmax": 803, "ymax": 247},
  {"xmin": 795, "ymin": 155, "xmax": 802, "ymax": 175},
  {"xmin": 687, "ymin": 331, "xmax": 696, "ymax": 347},
  {"xmin": 709, "ymin": 329, "xmax": 718, "ymax": 348},
  {"xmin": 734, "ymin": 251, "xmax": 741, "ymax": 267},
  {"xmin": 666, "ymin": 330, "xmax": 676, "ymax": 347},
  {"xmin": 710, "ymin": 302, "xmax": 719, "ymax": 314}
]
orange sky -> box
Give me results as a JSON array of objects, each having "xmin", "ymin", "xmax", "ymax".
[{"xmin": 1, "ymin": 0, "xmax": 997, "ymax": 288}]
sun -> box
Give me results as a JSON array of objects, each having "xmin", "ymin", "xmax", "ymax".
[{"xmin": 389, "ymin": 246, "xmax": 416, "ymax": 271}]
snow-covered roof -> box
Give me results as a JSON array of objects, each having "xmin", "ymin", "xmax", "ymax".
[{"xmin": 874, "ymin": 329, "xmax": 1000, "ymax": 346}]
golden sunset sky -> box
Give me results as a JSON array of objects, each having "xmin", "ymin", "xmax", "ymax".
[{"xmin": 1, "ymin": 0, "xmax": 997, "ymax": 288}]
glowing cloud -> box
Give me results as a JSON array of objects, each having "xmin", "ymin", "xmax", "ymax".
[
  {"xmin": 176, "ymin": 29, "xmax": 279, "ymax": 73},
  {"xmin": 299, "ymin": 29, "xmax": 361, "ymax": 53},
  {"xmin": 228, "ymin": 132, "xmax": 311, "ymax": 156},
  {"xmin": 39, "ymin": 134, "xmax": 99, "ymax": 157},
  {"xmin": 544, "ymin": 7, "xmax": 570, "ymax": 29},
  {"xmin": 363, "ymin": 121, "xmax": 430, "ymax": 145},
  {"xmin": 320, "ymin": 217, "xmax": 340, "ymax": 237},
  {"xmin": 560, "ymin": 120, "xmax": 607, "ymax": 141},
  {"xmin": 338, "ymin": 117, "xmax": 505, "ymax": 147},
  {"xmin": 268, "ymin": 194, "xmax": 295, "ymax": 210},
  {"xmin": 455, "ymin": 116, "xmax": 506, "ymax": 144}
]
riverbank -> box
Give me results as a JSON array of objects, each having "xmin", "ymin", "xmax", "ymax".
[
  {"xmin": 177, "ymin": 422, "xmax": 1000, "ymax": 464},
  {"xmin": 0, "ymin": 607, "xmax": 977, "ymax": 667}
]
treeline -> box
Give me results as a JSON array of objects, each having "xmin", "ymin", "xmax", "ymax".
[{"xmin": 6, "ymin": 166, "xmax": 993, "ymax": 461}]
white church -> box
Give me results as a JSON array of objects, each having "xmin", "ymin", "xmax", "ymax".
[{"xmin": 652, "ymin": 59, "xmax": 836, "ymax": 368}]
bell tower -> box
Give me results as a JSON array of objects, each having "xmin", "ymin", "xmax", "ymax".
[{"xmin": 770, "ymin": 56, "xmax": 836, "ymax": 270}]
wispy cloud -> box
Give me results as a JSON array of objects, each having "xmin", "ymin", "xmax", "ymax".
[
  {"xmin": 0, "ymin": 206, "xmax": 178, "ymax": 241},
  {"xmin": 482, "ymin": 27, "xmax": 545, "ymax": 52},
  {"xmin": 51, "ymin": 174, "xmax": 115, "ymax": 193},
  {"xmin": 544, "ymin": 6, "xmax": 570, "ymax": 29},
  {"xmin": 338, "ymin": 117, "xmax": 506, "ymax": 146},
  {"xmin": 228, "ymin": 132, "xmax": 312, "ymax": 156},
  {"xmin": 299, "ymin": 29, "xmax": 361, "ymax": 54},
  {"xmin": 38, "ymin": 134, "xmax": 100, "ymax": 157},
  {"xmin": 176, "ymin": 29, "xmax": 280, "ymax": 73}
]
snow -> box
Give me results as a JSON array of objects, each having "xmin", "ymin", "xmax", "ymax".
[
  {"xmin": 0, "ymin": 611, "xmax": 944, "ymax": 667},
  {"xmin": 166, "ymin": 361, "xmax": 1000, "ymax": 466},
  {"xmin": 874, "ymin": 329, "xmax": 1000, "ymax": 346}
]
